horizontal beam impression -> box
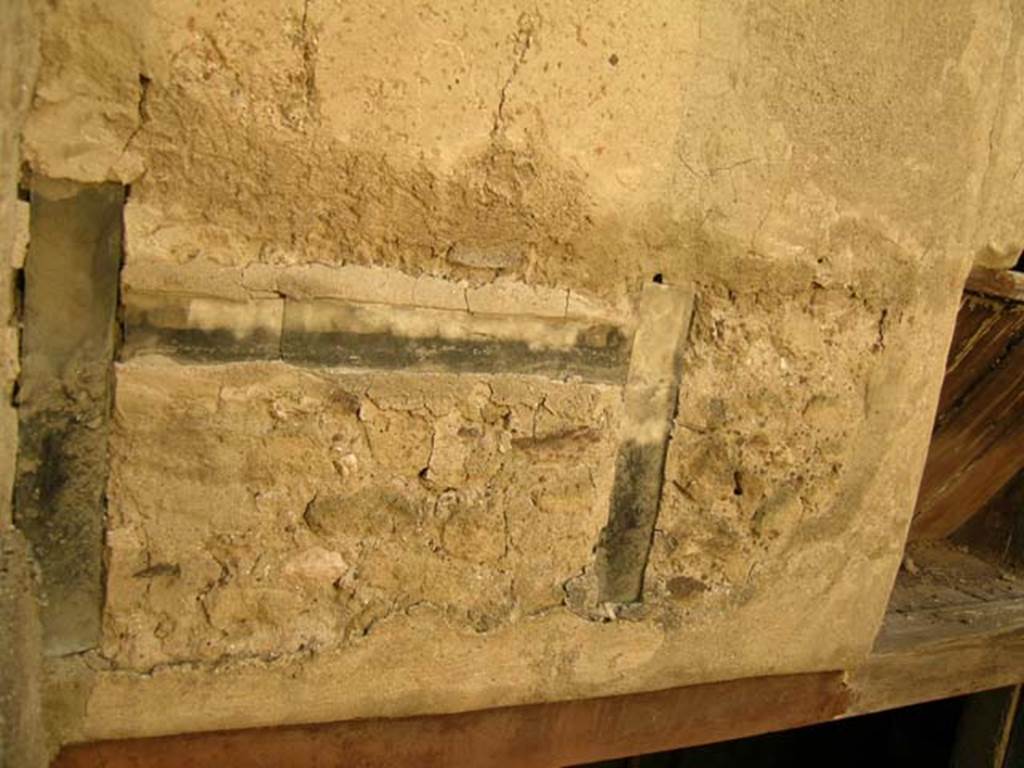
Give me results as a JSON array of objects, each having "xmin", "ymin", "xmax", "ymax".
[{"xmin": 122, "ymin": 290, "xmax": 632, "ymax": 384}]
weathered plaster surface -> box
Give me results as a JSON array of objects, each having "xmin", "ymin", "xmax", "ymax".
[
  {"xmin": 1, "ymin": 1, "xmax": 46, "ymax": 766},
  {"xmin": 23, "ymin": 0, "xmax": 1024, "ymax": 745}
]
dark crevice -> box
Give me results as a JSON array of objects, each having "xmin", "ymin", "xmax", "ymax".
[
  {"xmin": 10, "ymin": 267, "xmax": 24, "ymax": 334},
  {"xmin": 137, "ymin": 75, "xmax": 151, "ymax": 121},
  {"xmin": 491, "ymin": 13, "xmax": 537, "ymax": 138},
  {"xmin": 119, "ymin": 76, "xmax": 151, "ymax": 155},
  {"xmin": 114, "ymin": 189, "xmax": 129, "ymax": 359}
]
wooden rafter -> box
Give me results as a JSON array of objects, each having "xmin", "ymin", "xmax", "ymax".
[{"xmin": 910, "ymin": 268, "xmax": 1024, "ymax": 541}]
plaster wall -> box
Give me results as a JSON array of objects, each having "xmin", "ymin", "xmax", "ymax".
[{"xmin": 20, "ymin": 0, "xmax": 1024, "ymax": 744}]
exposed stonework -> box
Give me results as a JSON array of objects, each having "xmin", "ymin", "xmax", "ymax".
[
  {"xmin": 646, "ymin": 283, "xmax": 912, "ymax": 601},
  {"xmin": 17, "ymin": 0, "xmax": 1024, "ymax": 749},
  {"xmin": 104, "ymin": 361, "xmax": 620, "ymax": 669}
]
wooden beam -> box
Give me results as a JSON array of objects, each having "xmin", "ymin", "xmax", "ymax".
[
  {"xmin": 54, "ymin": 592, "xmax": 1024, "ymax": 767},
  {"xmin": 911, "ymin": 341, "xmax": 1024, "ymax": 539},
  {"xmin": 1003, "ymin": 691, "xmax": 1024, "ymax": 768},
  {"xmin": 966, "ymin": 267, "xmax": 1024, "ymax": 304},
  {"xmin": 951, "ymin": 686, "xmax": 1020, "ymax": 768},
  {"xmin": 936, "ymin": 296, "xmax": 1024, "ymax": 417},
  {"xmin": 845, "ymin": 598, "xmax": 1024, "ymax": 717},
  {"xmin": 910, "ymin": 294, "xmax": 1024, "ymax": 540},
  {"xmin": 848, "ymin": 543, "xmax": 1024, "ymax": 717},
  {"xmin": 53, "ymin": 673, "xmax": 849, "ymax": 768}
]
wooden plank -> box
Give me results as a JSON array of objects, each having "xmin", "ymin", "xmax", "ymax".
[
  {"xmin": 53, "ymin": 594, "xmax": 1024, "ymax": 768},
  {"xmin": 966, "ymin": 267, "xmax": 1024, "ymax": 304},
  {"xmin": 53, "ymin": 673, "xmax": 848, "ymax": 768},
  {"xmin": 951, "ymin": 686, "xmax": 1020, "ymax": 768},
  {"xmin": 908, "ymin": 276, "xmax": 1024, "ymax": 541},
  {"xmin": 937, "ymin": 297, "xmax": 1024, "ymax": 416},
  {"xmin": 850, "ymin": 600, "xmax": 1024, "ymax": 710},
  {"xmin": 838, "ymin": 549, "xmax": 1022, "ymax": 698}
]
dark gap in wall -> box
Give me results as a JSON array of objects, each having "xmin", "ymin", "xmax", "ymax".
[
  {"xmin": 12, "ymin": 267, "xmax": 25, "ymax": 323},
  {"xmin": 8, "ymin": 267, "xmax": 23, "ymax": 409},
  {"xmin": 733, "ymin": 471, "xmax": 744, "ymax": 496}
]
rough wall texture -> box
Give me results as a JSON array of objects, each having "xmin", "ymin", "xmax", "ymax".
[
  {"xmin": 22, "ymin": 0, "xmax": 1024, "ymax": 746},
  {"xmin": 105, "ymin": 364, "xmax": 620, "ymax": 667},
  {"xmin": 0, "ymin": 0, "xmax": 35, "ymax": 535},
  {"xmin": 0, "ymin": 0, "xmax": 45, "ymax": 766},
  {"xmin": 0, "ymin": 534, "xmax": 46, "ymax": 768}
]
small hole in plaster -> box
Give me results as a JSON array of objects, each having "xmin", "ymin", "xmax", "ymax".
[{"xmin": 652, "ymin": 273, "xmax": 664, "ymax": 284}]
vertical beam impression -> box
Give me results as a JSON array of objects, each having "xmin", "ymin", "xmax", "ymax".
[
  {"xmin": 14, "ymin": 178, "xmax": 123, "ymax": 655},
  {"xmin": 952, "ymin": 686, "xmax": 1021, "ymax": 768},
  {"xmin": 596, "ymin": 280, "xmax": 694, "ymax": 604}
]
